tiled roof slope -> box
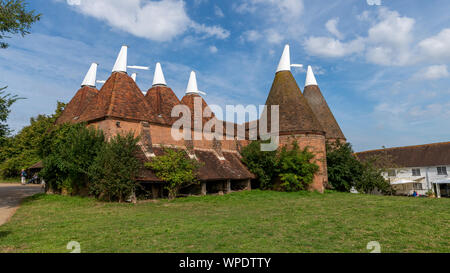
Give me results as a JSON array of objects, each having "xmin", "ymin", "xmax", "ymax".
[
  {"xmin": 264, "ymin": 71, "xmax": 324, "ymax": 135},
  {"xmin": 181, "ymin": 93, "xmax": 215, "ymax": 126},
  {"xmin": 56, "ymin": 86, "xmax": 98, "ymax": 124},
  {"xmin": 78, "ymin": 72, "xmax": 161, "ymax": 123},
  {"xmin": 145, "ymin": 85, "xmax": 181, "ymax": 125},
  {"xmin": 356, "ymin": 142, "xmax": 450, "ymax": 168},
  {"xmin": 303, "ymin": 85, "xmax": 346, "ymax": 140},
  {"xmin": 136, "ymin": 147, "xmax": 254, "ymax": 182}
]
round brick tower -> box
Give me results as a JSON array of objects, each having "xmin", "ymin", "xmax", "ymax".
[{"xmin": 264, "ymin": 45, "xmax": 328, "ymax": 192}]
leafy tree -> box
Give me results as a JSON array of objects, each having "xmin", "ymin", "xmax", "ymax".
[
  {"xmin": 0, "ymin": 0, "xmax": 41, "ymax": 48},
  {"xmin": 40, "ymin": 122, "xmax": 104, "ymax": 194},
  {"xmin": 241, "ymin": 140, "xmax": 319, "ymax": 191},
  {"xmin": 146, "ymin": 148, "xmax": 200, "ymax": 200},
  {"xmin": 0, "ymin": 101, "xmax": 65, "ymax": 178},
  {"xmin": 89, "ymin": 133, "xmax": 141, "ymax": 202},
  {"xmin": 240, "ymin": 140, "xmax": 277, "ymax": 189},
  {"xmin": 326, "ymin": 141, "xmax": 363, "ymax": 192},
  {"xmin": 356, "ymin": 156, "xmax": 395, "ymax": 195},
  {"xmin": 327, "ymin": 141, "xmax": 394, "ymax": 195},
  {"xmin": 0, "ymin": 86, "xmax": 20, "ymax": 144},
  {"xmin": 276, "ymin": 142, "xmax": 319, "ymax": 191}
]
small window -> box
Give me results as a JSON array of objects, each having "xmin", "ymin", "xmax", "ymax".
[
  {"xmin": 412, "ymin": 168, "xmax": 421, "ymax": 176},
  {"xmin": 437, "ymin": 166, "xmax": 448, "ymax": 175},
  {"xmin": 388, "ymin": 169, "xmax": 396, "ymax": 177},
  {"xmin": 413, "ymin": 183, "xmax": 423, "ymax": 190}
]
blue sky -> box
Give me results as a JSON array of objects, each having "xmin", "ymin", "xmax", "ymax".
[{"xmin": 1, "ymin": 0, "xmax": 449, "ymax": 152}]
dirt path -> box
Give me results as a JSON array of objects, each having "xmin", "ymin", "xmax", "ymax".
[{"xmin": 0, "ymin": 184, "xmax": 43, "ymax": 226}]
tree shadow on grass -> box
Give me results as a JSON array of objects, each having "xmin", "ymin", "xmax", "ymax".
[
  {"xmin": 0, "ymin": 231, "xmax": 11, "ymax": 238},
  {"xmin": 21, "ymin": 193, "xmax": 47, "ymax": 205}
]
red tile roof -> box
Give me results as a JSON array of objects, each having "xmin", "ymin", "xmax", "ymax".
[
  {"xmin": 136, "ymin": 147, "xmax": 254, "ymax": 182},
  {"xmin": 303, "ymin": 85, "xmax": 346, "ymax": 140},
  {"xmin": 181, "ymin": 93, "xmax": 215, "ymax": 126},
  {"xmin": 145, "ymin": 85, "xmax": 181, "ymax": 125},
  {"xmin": 56, "ymin": 86, "xmax": 98, "ymax": 124},
  {"xmin": 264, "ymin": 71, "xmax": 324, "ymax": 135},
  {"xmin": 356, "ymin": 142, "xmax": 450, "ymax": 168},
  {"xmin": 78, "ymin": 72, "xmax": 161, "ymax": 123}
]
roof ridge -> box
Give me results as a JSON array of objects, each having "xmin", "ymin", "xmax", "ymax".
[
  {"xmin": 106, "ymin": 72, "xmax": 119, "ymax": 117},
  {"xmin": 357, "ymin": 141, "xmax": 450, "ymax": 154}
]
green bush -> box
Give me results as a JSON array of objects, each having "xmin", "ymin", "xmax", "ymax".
[
  {"xmin": 326, "ymin": 141, "xmax": 394, "ymax": 195},
  {"xmin": 356, "ymin": 157, "xmax": 395, "ymax": 195},
  {"xmin": 145, "ymin": 148, "xmax": 200, "ymax": 199},
  {"xmin": 88, "ymin": 133, "xmax": 141, "ymax": 202},
  {"xmin": 40, "ymin": 123, "xmax": 104, "ymax": 194},
  {"xmin": 276, "ymin": 143, "xmax": 319, "ymax": 191},
  {"xmin": 240, "ymin": 140, "xmax": 277, "ymax": 189},
  {"xmin": 0, "ymin": 102, "xmax": 65, "ymax": 178},
  {"xmin": 241, "ymin": 140, "xmax": 319, "ymax": 191},
  {"xmin": 326, "ymin": 141, "xmax": 363, "ymax": 192}
]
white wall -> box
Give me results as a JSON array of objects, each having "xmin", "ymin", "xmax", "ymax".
[{"xmin": 382, "ymin": 165, "xmax": 450, "ymax": 196}]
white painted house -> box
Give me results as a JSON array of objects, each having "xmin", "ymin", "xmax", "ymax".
[{"xmin": 356, "ymin": 142, "xmax": 450, "ymax": 198}]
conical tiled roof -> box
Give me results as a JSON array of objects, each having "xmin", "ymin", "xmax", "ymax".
[
  {"xmin": 145, "ymin": 85, "xmax": 181, "ymax": 125},
  {"xmin": 56, "ymin": 86, "xmax": 98, "ymax": 124},
  {"xmin": 303, "ymin": 85, "xmax": 346, "ymax": 141},
  {"xmin": 78, "ymin": 72, "xmax": 158, "ymax": 123},
  {"xmin": 264, "ymin": 71, "xmax": 324, "ymax": 134},
  {"xmin": 181, "ymin": 93, "xmax": 215, "ymax": 126}
]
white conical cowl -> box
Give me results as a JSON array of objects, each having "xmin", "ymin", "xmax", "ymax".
[
  {"xmin": 186, "ymin": 71, "xmax": 200, "ymax": 94},
  {"xmin": 276, "ymin": 44, "xmax": 291, "ymax": 73},
  {"xmin": 112, "ymin": 45, "xmax": 128, "ymax": 73},
  {"xmin": 305, "ymin": 65, "xmax": 318, "ymax": 87},
  {"xmin": 152, "ymin": 62, "xmax": 167, "ymax": 86},
  {"xmin": 81, "ymin": 63, "xmax": 98, "ymax": 87},
  {"xmin": 131, "ymin": 73, "xmax": 137, "ymax": 82}
]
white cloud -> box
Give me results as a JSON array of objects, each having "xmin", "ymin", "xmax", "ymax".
[
  {"xmin": 305, "ymin": 8, "xmax": 415, "ymax": 66},
  {"xmin": 214, "ymin": 5, "xmax": 225, "ymax": 18},
  {"xmin": 304, "ymin": 37, "xmax": 365, "ymax": 58},
  {"xmin": 234, "ymin": 0, "xmax": 304, "ymax": 44},
  {"xmin": 325, "ymin": 18, "xmax": 344, "ymax": 40},
  {"xmin": 365, "ymin": 8, "xmax": 415, "ymax": 65},
  {"xmin": 414, "ymin": 65, "xmax": 449, "ymax": 80},
  {"xmin": 418, "ymin": 28, "xmax": 450, "ymax": 62},
  {"xmin": 241, "ymin": 30, "xmax": 262, "ymax": 42},
  {"xmin": 209, "ymin": 45, "xmax": 218, "ymax": 53},
  {"xmin": 65, "ymin": 0, "xmax": 229, "ymax": 41}
]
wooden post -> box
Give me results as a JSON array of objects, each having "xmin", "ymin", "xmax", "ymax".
[
  {"xmin": 246, "ymin": 179, "xmax": 252, "ymax": 191},
  {"xmin": 226, "ymin": 180, "xmax": 231, "ymax": 193},
  {"xmin": 201, "ymin": 182, "xmax": 207, "ymax": 196}
]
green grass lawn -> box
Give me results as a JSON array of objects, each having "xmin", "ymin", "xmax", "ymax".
[{"xmin": 0, "ymin": 190, "xmax": 448, "ymax": 253}]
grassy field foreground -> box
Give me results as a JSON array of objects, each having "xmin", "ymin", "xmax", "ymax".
[{"xmin": 0, "ymin": 190, "xmax": 448, "ymax": 253}]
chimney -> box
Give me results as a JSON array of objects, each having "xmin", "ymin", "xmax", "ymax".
[
  {"xmin": 152, "ymin": 62, "xmax": 167, "ymax": 86},
  {"xmin": 112, "ymin": 45, "xmax": 128, "ymax": 73},
  {"xmin": 185, "ymin": 71, "xmax": 205, "ymax": 95},
  {"xmin": 305, "ymin": 65, "xmax": 318, "ymax": 87},
  {"xmin": 81, "ymin": 63, "xmax": 98, "ymax": 88}
]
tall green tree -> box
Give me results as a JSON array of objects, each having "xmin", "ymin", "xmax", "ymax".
[
  {"xmin": 326, "ymin": 141, "xmax": 363, "ymax": 192},
  {"xmin": 0, "ymin": 101, "xmax": 65, "ymax": 178},
  {"xmin": 0, "ymin": 0, "xmax": 41, "ymax": 48},
  {"xmin": 40, "ymin": 122, "xmax": 105, "ymax": 194},
  {"xmin": 0, "ymin": 86, "xmax": 20, "ymax": 144},
  {"xmin": 89, "ymin": 133, "xmax": 141, "ymax": 202}
]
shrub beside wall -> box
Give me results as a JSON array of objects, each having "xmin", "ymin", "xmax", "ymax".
[{"xmin": 241, "ymin": 141, "xmax": 319, "ymax": 191}]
